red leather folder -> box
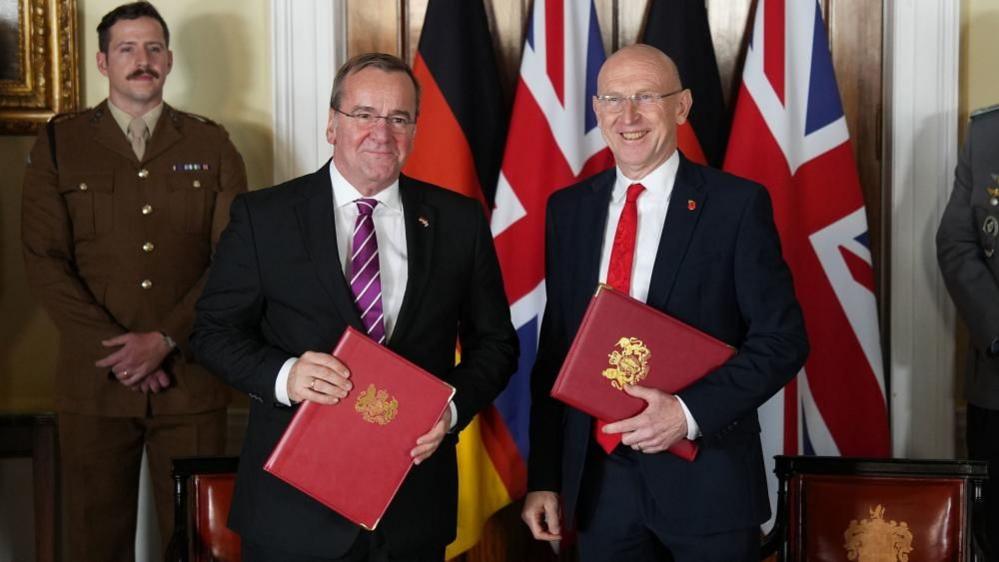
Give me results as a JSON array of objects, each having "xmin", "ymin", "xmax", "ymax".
[
  {"xmin": 551, "ymin": 285, "xmax": 735, "ymax": 461},
  {"xmin": 264, "ymin": 326, "xmax": 455, "ymax": 530}
]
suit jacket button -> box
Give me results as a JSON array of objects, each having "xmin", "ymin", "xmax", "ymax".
[
  {"xmin": 142, "ymin": 242, "xmax": 155, "ymax": 253},
  {"xmin": 140, "ymin": 279, "xmax": 153, "ymax": 289},
  {"xmin": 141, "ymin": 204, "xmax": 153, "ymax": 215},
  {"xmin": 192, "ymin": 179, "xmax": 202, "ymax": 189},
  {"xmin": 78, "ymin": 182, "xmax": 88, "ymax": 191},
  {"xmin": 138, "ymin": 168, "xmax": 150, "ymax": 179}
]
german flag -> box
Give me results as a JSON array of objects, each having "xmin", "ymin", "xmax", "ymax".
[
  {"xmin": 403, "ymin": 0, "xmax": 506, "ymax": 209},
  {"xmin": 402, "ymin": 1, "xmax": 515, "ymax": 558},
  {"xmin": 641, "ymin": 0, "xmax": 729, "ymax": 167}
]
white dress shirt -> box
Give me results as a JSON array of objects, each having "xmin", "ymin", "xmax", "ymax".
[
  {"xmin": 597, "ymin": 152, "xmax": 701, "ymax": 440},
  {"xmin": 274, "ymin": 161, "xmax": 408, "ymax": 406}
]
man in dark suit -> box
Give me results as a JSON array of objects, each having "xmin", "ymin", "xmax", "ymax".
[
  {"xmin": 21, "ymin": 3, "xmax": 245, "ymax": 558},
  {"xmin": 937, "ymin": 103, "xmax": 999, "ymax": 552},
  {"xmin": 190, "ymin": 52, "xmax": 517, "ymax": 562},
  {"xmin": 521, "ymin": 44, "xmax": 808, "ymax": 562}
]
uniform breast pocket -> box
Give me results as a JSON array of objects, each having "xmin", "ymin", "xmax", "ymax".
[
  {"xmin": 58, "ymin": 174, "xmax": 114, "ymax": 240},
  {"xmin": 168, "ymin": 173, "xmax": 220, "ymax": 234}
]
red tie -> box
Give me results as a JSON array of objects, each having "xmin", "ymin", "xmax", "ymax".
[{"xmin": 594, "ymin": 183, "xmax": 645, "ymax": 454}]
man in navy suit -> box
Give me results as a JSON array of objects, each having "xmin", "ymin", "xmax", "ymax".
[
  {"xmin": 521, "ymin": 44, "xmax": 808, "ymax": 562},
  {"xmin": 191, "ymin": 53, "xmax": 518, "ymax": 562}
]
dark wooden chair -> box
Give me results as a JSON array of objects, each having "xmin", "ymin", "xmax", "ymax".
[
  {"xmin": 165, "ymin": 456, "xmax": 241, "ymax": 562},
  {"xmin": 761, "ymin": 455, "xmax": 991, "ymax": 561}
]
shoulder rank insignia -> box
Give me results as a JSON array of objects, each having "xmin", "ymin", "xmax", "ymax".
[
  {"xmin": 49, "ymin": 108, "xmax": 89, "ymax": 124},
  {"xmin": 176, "ymin": 108, "xmax": 217, "ymax": 126}
]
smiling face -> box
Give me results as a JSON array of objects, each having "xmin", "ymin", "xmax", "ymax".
[
  {"xmin": 593, "ymin": 45, "xmax": 692, "ymax": 180},
  {"xmin": 96, "ymin": 16, "xmax": 172, "ymax": 116},
  {"xmin": 327, "ymin": 67, "xmax": 418, "ymax": 196}
]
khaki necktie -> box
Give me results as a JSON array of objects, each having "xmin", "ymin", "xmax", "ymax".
[{"xmin": 128, "ymin": 116, "xmax": 148, "ymax": 160}]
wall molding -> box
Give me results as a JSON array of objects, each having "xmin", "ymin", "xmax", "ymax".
[
  {"xmin": 271, "ymin": 0, "xmax": 345, "ymax": 184},
  {"xmin": 885, "ymin": 0, "xmax": 961, "ymax": 458}
]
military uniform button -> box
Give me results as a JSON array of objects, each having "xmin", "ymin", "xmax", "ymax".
[
  {"xmin": 138, "ymin": 169, "xmax": 150, "ymax": 179},
  {"xmin": 192, "ymin": 179, "xmax": 202, "ymax": 189},
  {"xmin": 991, "ymin": 197, "xmax": 998, "ymax": 207},
  {"xmin": 140, "ymin": 279, "xmax": 153, "ymax": 290},
  {"xmin": 78, "ymin": 182, "xmax": 88, "ymax": 191},
  {"xmin": 142, "ymin": 242, "xmax": 155, "ymax": 253},
  {"xmin": 141, "ymin": 204, "xmax": 153, "ymax": 215}
]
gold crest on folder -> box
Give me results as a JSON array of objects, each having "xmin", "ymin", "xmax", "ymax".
[
  {"xmin": 354, "ymin": 384, "xmax": 399, "ymax": 425},
  {"xmin": 602, "ymin": 337, "xmax": 651, "ymax": 390},
  {"xmin": 843, "ymin": 504, "xmax": 914, "ymax": 562}
]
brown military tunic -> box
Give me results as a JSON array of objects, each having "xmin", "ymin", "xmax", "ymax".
[{"xmin": 21, "ymin": 99, "xmax": 247, "ymax": 417}]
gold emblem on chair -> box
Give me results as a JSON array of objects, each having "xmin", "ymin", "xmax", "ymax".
[
  {"xmin": 354, "ymin": 384, "xmax": 399, "ymax": 425},
  {"xmin": 843, "ymin": 504, "xmax": 914, "ymax": 562},
  {"xmin": 602, "ymin": 337, "xmax": 651, "ymax": 390}
]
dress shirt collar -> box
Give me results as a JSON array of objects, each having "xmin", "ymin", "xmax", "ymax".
[
  {"xmin": 611, "ymin": 150, "xmax": 680, "ymax": 203},
  {"xmin": 328, "ymin": 161, "xmax": 402, "ymax": 213},
  {"xmin": 107, "ymin": 99, "xmax": 164, "ymax": 138}
]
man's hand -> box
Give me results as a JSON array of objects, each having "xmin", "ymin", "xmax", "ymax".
[
  {"xmin": 602, "ymin": 385, "xmax": 687, "ymax": 454},
  {"xmin": 134, "ymin": 369, "xmax": 172, "ymax": 394},
  {"xmin": 287, "ymin": 351, "xmax": 352, "ymax": 405},
  {"xmin": 411, "ymin": 406, "xmax": 452, "ymax": 465},
  {"xmin": 95, "ymin": 332, "xmax": 172, "ymax": 387},
  {"xmin": 522, "ymin": 491, "xmax": 562, "ymax": 541}
]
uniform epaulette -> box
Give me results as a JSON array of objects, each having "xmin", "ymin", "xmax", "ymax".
[
  {"xmin": 48, "ymin": 107, "xmax": 91, "ymax": 124},
  {"xmin": 45, "ymin": 108, "xmax": 94, "ymax": 171},
  {"xmin": 168, "ymin": 107, "xmax": 219, "ymax": 127},
  {"xmin": 971, "ymin": 104, "xmax": 999, "ymax": 119}
]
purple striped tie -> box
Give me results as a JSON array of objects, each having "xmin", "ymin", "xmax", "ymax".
[{"xmin": 349, "ymin": 198, "xmax": 386, "ymax": 344}]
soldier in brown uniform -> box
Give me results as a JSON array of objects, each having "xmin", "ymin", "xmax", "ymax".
[{"xmin": 20, "ymin": 2, "xmax": 246, "ymax": 559}]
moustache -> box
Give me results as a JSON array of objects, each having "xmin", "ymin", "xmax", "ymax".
[{"xmin": 127, "ymin": 68, "xmax": 160, "ymax": 80}]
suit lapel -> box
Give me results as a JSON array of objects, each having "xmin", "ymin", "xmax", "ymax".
[
  {"xmin": 91, "ymin": 101, "xmax": 138, "ymax": 163},
  {"xmin": 391, "ymin": 177, "xmax": 435, "ymax": 343},
  {"xmin": 576, "ymin": 170, "xmax": 615, "ymax": 302},
  {"xmin": 141, "ymin": 104, "xmax": 184, "ymax": 163},
  {"xmin": 294, "ymin": 164, "xmax": 364, "ymax": 332},
  {"xmin": 646, "ymin": 155, "xmax": 707, "ymax": 310}
]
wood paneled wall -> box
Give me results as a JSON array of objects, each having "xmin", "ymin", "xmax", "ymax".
[{"xmin": 344, "ymin": 1, "xmax": 884, "ymax": 560}]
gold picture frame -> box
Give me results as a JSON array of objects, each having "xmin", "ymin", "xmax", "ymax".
[{"xmin": 0, "ymin": 0, "xmax": 79, "ymax": 134}]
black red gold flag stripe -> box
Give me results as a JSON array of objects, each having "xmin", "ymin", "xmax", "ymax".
[
  {"xmin": 641, "ymin": 0, "xmax": 729, "ymax": 167},
  {"xmin": 403, "ymin": 0, "xmax": 506, "ymax": 209}
]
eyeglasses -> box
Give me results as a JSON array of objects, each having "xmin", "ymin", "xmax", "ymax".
[
  {"xmin": 593, "ymin": 89, "xmax": 685, "ymax": 112},
  {"xmin": 333, "ymin": 108, "xmax": 416, "ymax": 132}
]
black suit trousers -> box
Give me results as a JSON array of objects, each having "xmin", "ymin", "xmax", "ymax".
[{"xmin": 576, "ymin": 444, "xmax": 759, "ymax": 562}]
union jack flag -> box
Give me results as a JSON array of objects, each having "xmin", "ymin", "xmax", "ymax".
[
  {"xmin": 490, "ymin": 0, "xmax": 613, "ymax": 476},
  {"xmin": 723, "ymin": 0, "xmax": 889, "ymax": 526}
]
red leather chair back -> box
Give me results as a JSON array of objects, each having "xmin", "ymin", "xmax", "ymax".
[
  {"xmin": 789, "ymin": 474, "xmax": 964, "ymax": 561},
  {"xmin": 763, "ymin": 456, "xmax": 990, "ymax": 562},
  {"xmin": 167, "ymin": 456, "xmax": 241, "ymax": 562},
  {"xmin": 192, "ymin": 473, "xmax": 241, "ymax": 562}
]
